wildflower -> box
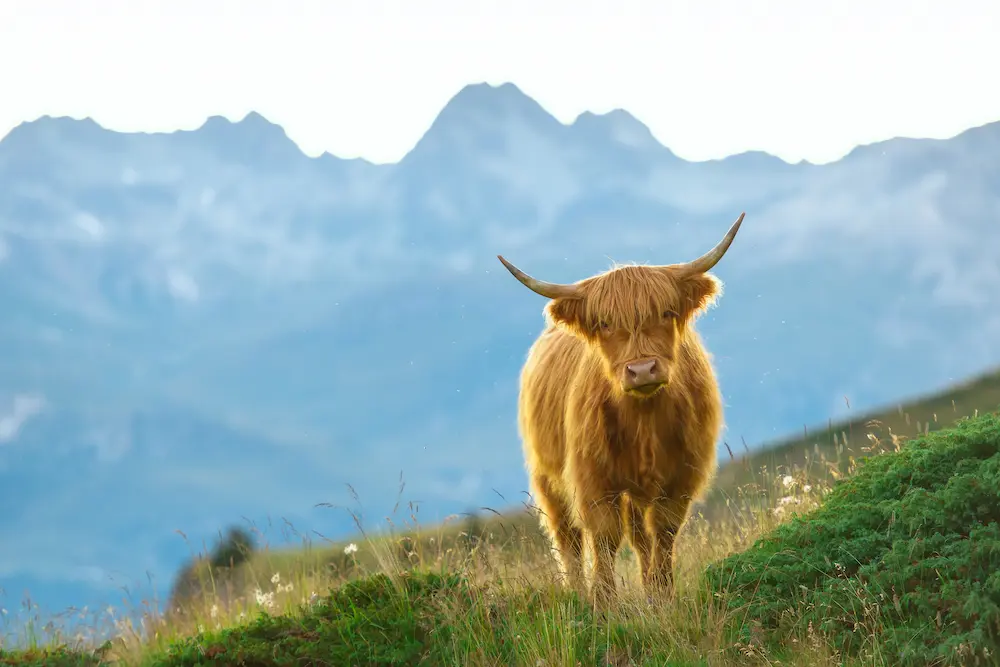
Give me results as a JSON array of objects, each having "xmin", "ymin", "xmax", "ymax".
[
  {"xmin": 803, "ymin": 484, "xmax": 812, "ymax": 493},
  {"xmin": 344, "ymin": 543, "xmax": 359, "ymax": 555},
  {"xmin": 254, "ymin": 587, "xmax": 275, "ymax": 610},
  {"xmin": 782, "ymin": 475, "xmax": 794, "ymax": 489},
  {"xmin": 210, "ymin": 604, "xmax": 218, "ymax": 619},
  {"xmin": 271, "ymin": 572, "xmax": 281, "ymax": 585}
]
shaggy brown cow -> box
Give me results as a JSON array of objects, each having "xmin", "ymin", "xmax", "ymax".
[{"xmin": 497, "ymin": 212, "xmax": 745, "ymax": 606}]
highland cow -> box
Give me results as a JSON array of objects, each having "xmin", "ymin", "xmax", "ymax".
[{"xmin": 498, "ymin": 212, "xmax": 745, "ymax": 606}]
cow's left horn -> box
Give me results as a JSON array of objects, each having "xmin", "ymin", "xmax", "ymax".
[
  {"xmin": 675, "ymin": 212, "xmax": 745, "ymax": 275},
  {"xmin": 497, "ymin": 255, "xmax": 581, "ymax": 299}
]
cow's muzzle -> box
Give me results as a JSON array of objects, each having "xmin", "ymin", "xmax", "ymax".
[{"xmin": 622, "ymin": 358, "xmax": 667, "ymax": 396}]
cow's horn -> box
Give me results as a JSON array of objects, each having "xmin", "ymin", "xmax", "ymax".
[
  {"xmin": 497, "ymin": 255, "xmax": 581, "ymax": 299},
  {"xmin": 674, "ymin": 212, "xmax": 745, "ymax": 275}
]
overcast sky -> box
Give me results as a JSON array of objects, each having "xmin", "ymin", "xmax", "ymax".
[{"xmin": 1, "ymin": 0, "xmax": 998, "ymax": 165}]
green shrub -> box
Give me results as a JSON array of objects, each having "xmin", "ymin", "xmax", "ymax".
[
  {"xmin": 0, "ymin": 646, "xmax": 105, "ymax": 666},
  {"xmin": 146, "ymin": 571, "xmax": 474, "ymax": 666},
  {"xmin": 207, "ymin": 526, "xmax": 256, "ymax": 570},
  {"xmin": 706, "ymin": 411, "xmax": 1000, "ymax": 665}
]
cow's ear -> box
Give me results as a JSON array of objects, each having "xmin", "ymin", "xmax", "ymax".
[
  {"xmin": 545, "ymin": 297, "xmax": 588, "ymax": 334},
  {"xmin": 680, "ymin": 273, "xmax": 723, "ymax": 317}
]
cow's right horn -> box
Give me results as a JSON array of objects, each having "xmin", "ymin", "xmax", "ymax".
[{"xmin": 497, "ymin": 255, "xmax": 581, "ymax": 299}]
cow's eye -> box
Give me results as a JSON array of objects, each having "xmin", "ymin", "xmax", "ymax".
[
  {"xmin": 662, "ymin": 310, "xmax": 679, "ymax": 319},
  {"xmin": 598, "ymin": 321, "xmax": 610, "ymax": 331}
]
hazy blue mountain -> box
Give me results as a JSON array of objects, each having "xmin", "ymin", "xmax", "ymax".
[{"xmin": 2, "ymin": 81, "xmax": 1000, "ymax": 627}]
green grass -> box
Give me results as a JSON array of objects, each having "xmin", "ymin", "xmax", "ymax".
[{"xmin": 3, "ymin": 366, "xmax": 1000, "ymax": 665}]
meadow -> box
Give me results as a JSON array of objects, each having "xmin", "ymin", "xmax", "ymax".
[{"xmin": 3, "ymin": 367, "xmax": 999, "ymax": 666}]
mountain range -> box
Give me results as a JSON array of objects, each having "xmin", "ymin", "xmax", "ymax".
[{"xmin": 1, "ymin": 82, "xmax": 999, "ymax": 627}]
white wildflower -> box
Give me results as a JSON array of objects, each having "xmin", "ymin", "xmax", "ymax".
[
  {"xmin": 270, "ymin": 572, "xmax": 281, "ymax": 585},
  {"xmin": 803, "ymin": 484, "xmax": 812, "ymax": 493},
  {"xmin": 782, "ymin": 475, "xmax": 794, "ymax": 489},
  {"xmin": 210, "ymin": 604, "xmax": 219, "ymax": 619},
  {"xmin": 344, "ymin": 543, "xmax": 359, "ymax": 555},
  {"xmin": 254, "ymin": 587, "xmax": 275, "ymax": 610}
]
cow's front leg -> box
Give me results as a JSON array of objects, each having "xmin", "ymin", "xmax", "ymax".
[
  {"xmin": 578, "ymin": 492, "xmax": 623, "ymax": 609},
  {"xmin": 623, "ymin": 497, "xmax": 653, "ymax": 587},
  {"xmin": 646, "ymin": 492, "xmax": 694, "ymax": 600}
]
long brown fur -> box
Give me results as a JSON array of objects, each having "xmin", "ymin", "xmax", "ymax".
[{"xmin": 515, "ymin": 262, "xmax": 726, "ymax": 607}]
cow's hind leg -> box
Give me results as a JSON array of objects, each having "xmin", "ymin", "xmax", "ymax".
[{"xmin": 531, "ymin": 474, "xmax": 584, "ymax": 594}]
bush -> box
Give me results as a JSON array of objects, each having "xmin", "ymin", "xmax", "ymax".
[
  {"xmin": 706, "ymin": 411, "xmax": 1000, "ymax": 665},
  {"xmin": 207, "ymin": 526, "xmax": 256, "ymax": 570},
  {"xmin": 147, "ymin": 571, "xmax": 474, "ymax": 666},
  {"xmin": 165, "ymin": 524, "xmax": 259, "ymax": 614},
  {"xmin": 0, "ymin": 646, "xmax": 104, "ymax": 667}
]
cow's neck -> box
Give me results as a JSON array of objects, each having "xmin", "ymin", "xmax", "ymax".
[{"xmin": 602, "ymin": 390, "xmax": 679, "ymax": 490}]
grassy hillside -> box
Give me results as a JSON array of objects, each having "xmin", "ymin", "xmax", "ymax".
[
  {"xmin": 714, "ymin": 364, "xmax": 1000, "ymax": 491},
  {"xmin": 2, "ymin": 366, "xmax": 999, "ymax": 665},
  {"xmin": 704, "ymin": 365, "xmax": 1000, "ymax": 523}
]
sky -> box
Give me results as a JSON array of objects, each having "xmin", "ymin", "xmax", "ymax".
[{"xmin": 1, "ymin": 0, "xmax": 999, "ymax": 166}]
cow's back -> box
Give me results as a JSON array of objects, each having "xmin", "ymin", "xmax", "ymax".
[{"xmin": 518, "ymin": 325, "xmax": 586, "ymax": 478}]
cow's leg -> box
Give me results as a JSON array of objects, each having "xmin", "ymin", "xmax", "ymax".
[
  {"xmin": 623, "ymin": 497, "xmax": 653, "ymax": 589},
  {"xmin": 646, "ymin": 493, "xmax": 694, "ymax": 599},
  {"xmin": 578, "ymin": 493, "xmax": 623, "ymax": 609},
  {"xmin": 530, "ymin": 474, "xmax": 584, "ymax": 594}
]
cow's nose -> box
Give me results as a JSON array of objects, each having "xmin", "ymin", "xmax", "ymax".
[{"xmin": 625, "ymin": 359, "xmax": 660, "ymax": 386}]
